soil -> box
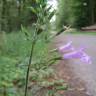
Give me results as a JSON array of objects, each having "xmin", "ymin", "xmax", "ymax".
[{"xmin": 55, "ymin": 60, "xmax": 90, "ymax": 96}]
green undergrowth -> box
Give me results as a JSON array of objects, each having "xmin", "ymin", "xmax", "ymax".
[{"xmin": 0, "ymin": 28, "xmax": 57, "ymax": 95}]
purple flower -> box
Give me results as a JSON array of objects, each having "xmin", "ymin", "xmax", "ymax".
[
  {"xmin": 80, "ymin": 53, "xmax": 92, "ymax": 64},
  {"xmin": 63, "ymin": 48, "xmax": 92, "ymax": 64},
  {"xmin": 58, "ymin": 41, "xmax": 74, "ymax": 52},
  {"xmin": 63, "ymin": 48, "xmax": 84, "ymax": 59}
]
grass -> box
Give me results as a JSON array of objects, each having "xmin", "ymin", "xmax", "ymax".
[{"xmin": 0, "ymin": 29, "xmax": 51, "ymax": 95}]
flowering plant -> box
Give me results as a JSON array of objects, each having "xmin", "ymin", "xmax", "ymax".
[
  {"xmin": 55, "ymin": 41, "xmax": 91, "ymax": 64},
  {"xmin": 23, "ymin": 1, "xmax": 92, "ymax": 96}
]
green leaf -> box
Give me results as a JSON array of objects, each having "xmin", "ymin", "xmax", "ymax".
[
  {"xmin": 36, "ymin": 0, "xmax": 40, "ymax": 3},
  {"xmin": 56, "ymin": 84, "xmax": 68, "ymax": 90},
  {"xmin": 29, "ymin": 7, "xmax": 37, "ymax": 14},
  {"xmin": 21, "ymin": 25, "xmax": 30, "ymax": 40},
  {"xmin": 2, "ymin": 81, "xmax": 13, "ymax": 87},
  {"xmin": 48, "ymin": 90, "xmax": 55, "ymax": 95},
  {"xmin": 48, "ymin": 10, "xmax": 56, "ymax": 20},
  {"xmin": 46, "ymin": 5, "xmax": 52, "ymax": 12}
]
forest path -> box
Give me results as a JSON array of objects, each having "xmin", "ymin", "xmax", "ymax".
[{"xmin": 53, "ymin": 33, "xmax": 96, "ymax": 96}]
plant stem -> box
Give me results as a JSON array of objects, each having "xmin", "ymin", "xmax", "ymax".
[
  {"xmin": 41, "ymin": 57, "xmax": 62, "ymax": 70},
  {"xmin": 3, "ymin": 86, "xmax": 7, "ymax": 96},
  {"xmin": 24, "ymin": 39, "xmax": 36, "ymax": 96}
]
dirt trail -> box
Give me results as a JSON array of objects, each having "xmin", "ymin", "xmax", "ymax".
[{"xmin": 53, "ymin": 34, "xmax": 96, "ymax": 96}]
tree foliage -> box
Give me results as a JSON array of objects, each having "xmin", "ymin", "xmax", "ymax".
[
  {"xmin": 0, "ymin": 0, "xmax": 38, "ymax": 32},
  {"xmin": 56, "ymin": 0, "xmax": 96, "ymax": 29}
]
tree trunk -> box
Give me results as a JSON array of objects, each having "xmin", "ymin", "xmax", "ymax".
[
  {"xmin": 17, "ymin": 0, "xmax": 22, "ymax": 29},
  {"xmin": 1, "ymin": 0, "xmax": 7, "ymax": 31},
  {"xmin": 89, "ymin": 0, "xmax": 95, "ymax": 24}
]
